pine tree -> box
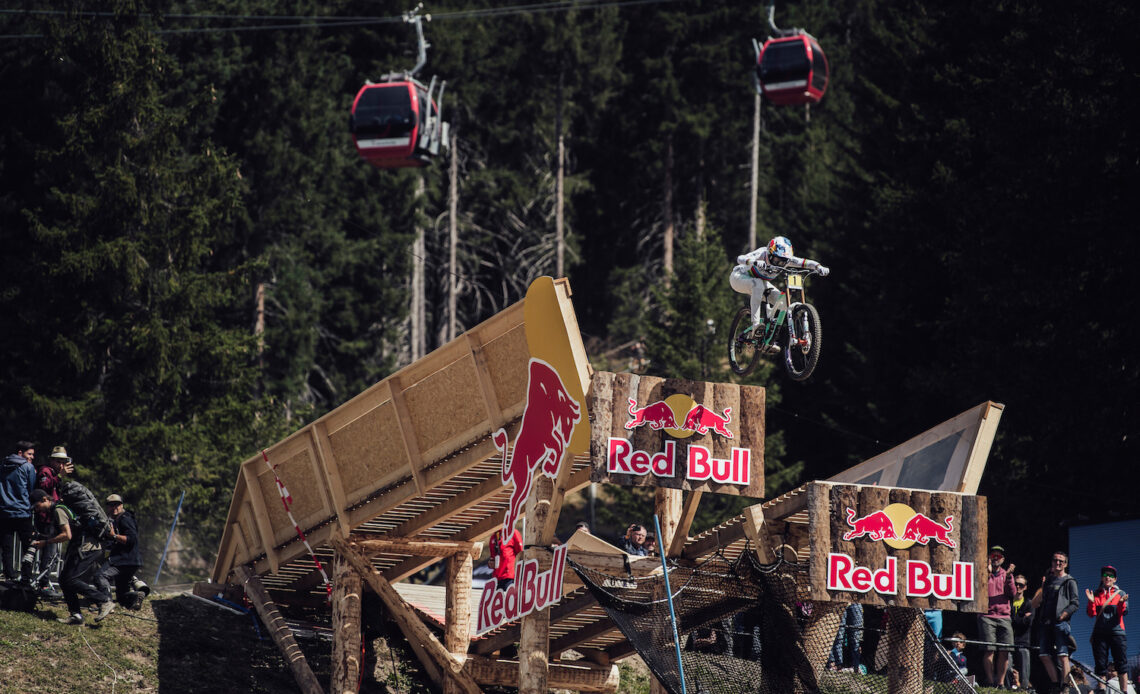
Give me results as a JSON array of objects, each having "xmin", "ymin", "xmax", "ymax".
[{"xmin": 1, "ymin": 1, "xmax": 279, "ymax": 566}]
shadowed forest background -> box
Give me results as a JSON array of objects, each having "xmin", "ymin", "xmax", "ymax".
[{"xmin": 1, "ymin": 0, "xmax": 1137, "ymax": 582}]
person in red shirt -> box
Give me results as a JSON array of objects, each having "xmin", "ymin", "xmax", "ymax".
[
  {"xmin": 489, "ymin": 527, "xmax": 523, "ymax": 591},
  {"xmin": 1086, "ymin": 564, "xmax": 1129, "ymax": 694}
]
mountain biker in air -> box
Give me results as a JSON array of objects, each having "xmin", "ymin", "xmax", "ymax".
[{"xmin": 730, "ymin": 236, "xmax": 829, "ymax": 348}]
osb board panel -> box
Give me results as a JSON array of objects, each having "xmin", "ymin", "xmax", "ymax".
[
  {"xmin": 479, "ymin": 323, "xmax": 529, "ymax": 417},
  {"xmin": 806, "ymin": 481, "xmax": 988, "ymax": 613},
  {"xmin": 257, "ymin": 448, "xmax": 327, "ymax": 542},
  {"xmin": 329, "ymin": 401, "xmax": 411, "ymax": 505},
  {"xmin": 403, "ymin": 354, "xmax": 490, "ymax": 457},
  {"xmin": 589, "ymin": 372, "xmax": 764, "ymax": 497}
]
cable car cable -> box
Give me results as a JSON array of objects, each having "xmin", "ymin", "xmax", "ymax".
[{"xmin": 0, "ymin": 0, "xmax": 692, "ymax": 39}]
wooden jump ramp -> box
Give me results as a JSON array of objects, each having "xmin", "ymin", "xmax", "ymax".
[{"xmin": 209, "ymin": 276, "xmax": 1004, "ymax": 694}]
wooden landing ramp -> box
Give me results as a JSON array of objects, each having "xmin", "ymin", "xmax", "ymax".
[{"xmin": 212, "ymin": 276, "xmax": 591, "ymax": 589}]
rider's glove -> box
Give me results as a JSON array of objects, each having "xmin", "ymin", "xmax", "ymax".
[{"xmin": 817, "ymin": 265, "xmax": 830, "ymax": 277}]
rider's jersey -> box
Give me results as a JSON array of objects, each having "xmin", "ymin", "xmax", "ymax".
[{"xmin": 736, "ymin": 248, "xmax": 821, "ymax": 282}]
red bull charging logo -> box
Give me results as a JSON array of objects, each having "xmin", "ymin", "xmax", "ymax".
[
  {"xmin": 625, "ymin": 395, "xmax": 734, "ymax": 439},
  {"xmin": 494, "ymin": 358, "xmax": 582, "ymax": 538},
  {"xmin": 842, "ymin": 503, "xmax": 956, "ymax": 549}
]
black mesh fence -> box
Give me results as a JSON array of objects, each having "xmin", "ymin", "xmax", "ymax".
[{"xmin": 570, "ymin": 548, "xmax": 978, "ymax": 694}]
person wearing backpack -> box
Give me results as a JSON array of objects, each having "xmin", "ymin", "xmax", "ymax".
[
  {"xmin": 31, "ymin": 446, "xmax": 69, "ymax": 597},
  {"xmin": 103, "ymin": 494, "xmax": 143, "ymax": 610},
  {"xmin": 54, "ymin": 453, "xmax": 115, "ymax": 625}
]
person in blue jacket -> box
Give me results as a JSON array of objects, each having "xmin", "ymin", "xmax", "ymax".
[{"xmin": 0, "ymin": 440, "xmax": 37, "ymax": 583}]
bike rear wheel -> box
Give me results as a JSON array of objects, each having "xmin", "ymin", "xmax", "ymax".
[
  {"xmin": 728, "ymin": 307, "xmax": 762, "ymax": 376},
  {"xmin": 783, "ymin": 303, "xmax": 822, "ymax": 382}
]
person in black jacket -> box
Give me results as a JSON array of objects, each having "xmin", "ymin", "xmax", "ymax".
[
  {"xmin": 1032, "ymin": 551, "xmax": 1081, "ymax": 694},
  {"xmin": 1010, "ymin": 573, "xmax": 1034, "ymax": 689},
  {"xmin": 102, "ymin": 494, "xmax": 144, "ymax": 610}
]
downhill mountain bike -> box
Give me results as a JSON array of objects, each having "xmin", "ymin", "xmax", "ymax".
[{"xmin": 728, "ymin": 267, "xmax": 823, "ymax": 381}]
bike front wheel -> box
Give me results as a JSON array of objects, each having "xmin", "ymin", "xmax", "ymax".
[
  {"xmin": 783, "ymin": 303, "xmax": 822, "ymax": 382},
  {"xmin": 728, "ymin": 306, "xmax": 762, "ymax": 376}
]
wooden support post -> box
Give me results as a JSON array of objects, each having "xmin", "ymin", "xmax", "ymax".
[
  {"xmin": 234, "ymin": 566, "xmax": 325, "ymax": 694},
  {"xmin": 464, "ymin": 655, "xmax": 620, "ymax": 693},
  {"xmin": 886, "ymin": 607, "xmax": 925, "ymax": 694},
  {"xmin": 802, "ymin": 601, "xmax": 845, "ymax": 684},
  {"xmin": 668, "ymin": 490, "xmax": 703, "ymax": 557},
  {"xmin": 443, "ymin": 549, "xmax": 473, "ymax": 694},
  {"xmin": 331, "ymin": 552, "xmax": 362, "ymax": 694},
  {"xmin": 330, "ymin": 538, "xmax": 483, "ymax": 694},
  {"xmin": 519, "ymin": 476, "xmax": 553, "ymax": 694}
]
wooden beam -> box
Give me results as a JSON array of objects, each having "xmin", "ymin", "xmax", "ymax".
[
  {"xmin": 331, "ymin": 552, "xmax": 362, "ymax": 694},
  {"xmin": 465, "ymin": 332, "xmax": 505, "ymax": 430},
  {"xmin": 234, "ymin": 566, "xmax": 325, "ymax": 694},
  {"xmin": 444, "ymin": 550, "xmax": 474, "ymax": 694},
  {"xmin": 464, "ymin": 655, "xmax": 619, "ymax": 693},
  {"xmin": 387, "ymin": 377, "xmax": 428, "ymax": 497},
  {"xmin": 330, "ymin": 538, "xmax": 482, "ymax": 694},
  {"xmin": 310, "ymin": 422, "xmax": 349, "ymax": 538},
  {"xmin": 668, "ymin": 490, "xmax": 703, "ymax": 557},
  {"xmin": 760, "ymin": 484, "xmax": 811, "ymax": 522},
  {"xmin": 241, "ymin": 464, "xmax": 281, "ymax": 573},
  {"xmin": 741, "ymin": 502, "xmax": 772, "ymax": 563},
  {"xmin": 347, "ymin": 537, "xmax": 482, "ymax": 558},
  {"xmin": 680, "ymin": 519, "xmax": 748, "ymax": 561}
]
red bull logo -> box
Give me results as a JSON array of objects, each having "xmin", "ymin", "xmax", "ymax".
[
  {"xmin": 624, "ymin": 395, "xmax": 734, "ymax": 439},
  {"xmin": 842, "ymin": 504, "xmax": 957, "ymax": 549},
  {"xmin": 495, "ymin": 358, "xmax": 582, "ymax": 538}
]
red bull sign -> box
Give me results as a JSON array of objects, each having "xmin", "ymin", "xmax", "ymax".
[
  {"xmin": 589, "ymin": 373, "xmax": 766, "ymax": 496},
  {"xmin": 476, "ymin": 542, "xmax": 568, "ymax": 635},
  {"xmin": 806, "ymin": 482, "xmax": 988, "ymax": 612}
]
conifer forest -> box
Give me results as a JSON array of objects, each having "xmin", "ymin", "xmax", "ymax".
[{"xmin": 1, "ymin": 0, "xmax": 1137, "ymax": 579}]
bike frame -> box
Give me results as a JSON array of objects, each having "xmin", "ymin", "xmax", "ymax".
[{"xmin": 759, "ymin": 269, "xmax": 810, "ymax": 348}]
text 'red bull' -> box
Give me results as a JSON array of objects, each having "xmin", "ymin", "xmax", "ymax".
[
  {"xmin": 476, "ymin": 543, "xmax": 568, "ymax": 635},
  {"xmin": 607, "ymin": 438, "xmax": 750, "ymax": 486},
  {"xmin": 827, "ymin": 552, "xmax": 974, "ymax": 601}
]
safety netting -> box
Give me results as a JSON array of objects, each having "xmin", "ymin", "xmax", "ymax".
[{"xmin": 569, "ymin": 548, "xmax": 977, "ymax": 694}]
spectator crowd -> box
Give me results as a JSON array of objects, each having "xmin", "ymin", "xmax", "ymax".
[{"xmin": 1, "ymin": 440, "xmax": 149, "ymax": 625}]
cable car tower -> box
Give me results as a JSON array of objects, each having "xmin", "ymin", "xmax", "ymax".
[
  {"xmin": 349, "ymin": 5, "xmax": 449, "ymax": 168},
  {"xmin": 753, "ymin": 4, "xmax": 829, "ymax": 106}
]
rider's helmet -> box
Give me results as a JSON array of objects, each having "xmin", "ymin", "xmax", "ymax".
[{"xmin": 767, "ymin": 236, "xmax": 794, "ymax": 266}]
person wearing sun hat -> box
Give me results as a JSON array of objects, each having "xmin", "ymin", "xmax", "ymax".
[
  {"xmin": 1087, "ymin": 564, "xmax": 1129, "ymax": 694},
  {"xmin": 31, "ymin": 445, "xmax": 71, "ymax": 593}
]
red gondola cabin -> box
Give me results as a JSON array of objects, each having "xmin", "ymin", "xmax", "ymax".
[
  {"xmin": 756, "ymin": 33, "xmax": 829, "ymax": 106},
  {"xmin": 349, "ymin": 80, "xmax": 440, "ymax": 168}
]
